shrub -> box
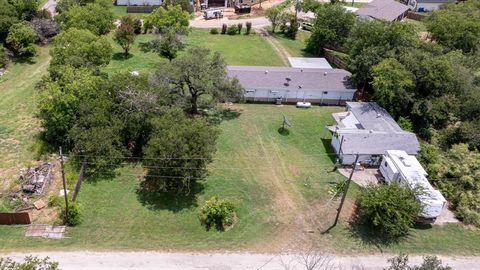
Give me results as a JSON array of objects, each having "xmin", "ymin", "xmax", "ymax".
[
  {"xmin": 245, "ymin": 21, "xmax": 252, "ymax": 35},
  {"xmin": 198, "ymin": 196, "xmax": 236, "ymax": 231},
  {"xmin": 210, "ymin": 28, "xmax": 219, "ymax": 35},
  {"xmin": 133, "ymin": 19, "xmax": 142, "ymax": 34},
  {"xmin": 60, "ymin": 202, "xmax": 81, "ymax": 226},
  {"xmin": 398, "ymin": 116, "xmax": 413, "ymax": 132},
  {"xmin": 6, "ymin": 22, "xmax": 36, "ymax": 57},
  {"xmin": 221, "ymin": 23, "xmax": 227, "ymax": 34},
  {"xmin": 237, "ymin": 23, "xmax": 243, "ymax": 34},
  {"xmin": 47, "ymin": 195, "xmax": 62, "ymax": 207},
  {"xmin": 386, "ymin": 254, "xmax": 452, "ymax": 270},
  {"xmin": 356, "ymin": 183, "xmax": 421, "ymax": 240},
  {"xmin": 226, "ymin": 25, "xmax": 238, "ymax": 35},
  {"xmin": 0, "ymin": 46, "xmax": 7, "ymax": 69},
  {"xmin": 0, "ymin": 256, "xmax": 59, "ymax": 270}
]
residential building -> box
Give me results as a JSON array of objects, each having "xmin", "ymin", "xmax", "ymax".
[
  {"xmin": 226, "ymin": 66, "xmax": 356, "ymax": 105},
  {"xmin": 327, "ymin": 102, "xmax": 420, "ymax": 165},
  {"xmin": 357, "ymin": 0, "xmax": 411, "ymax": 21}
]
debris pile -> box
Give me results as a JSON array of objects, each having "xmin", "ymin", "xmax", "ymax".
[{"xmin": 20, "ymin": 163, "xmax": 53, "ymax": 195}]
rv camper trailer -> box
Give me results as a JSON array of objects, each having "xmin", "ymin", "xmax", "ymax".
[{"xmin": 380, "ymin": 150, "xmax": 446, "ymax": 222}]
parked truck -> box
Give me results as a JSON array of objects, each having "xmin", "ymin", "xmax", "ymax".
[{"xmin": 380, "ymin": 150, "xmax": 446, "ymax": 222}]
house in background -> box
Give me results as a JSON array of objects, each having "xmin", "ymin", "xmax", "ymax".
[
  {"xmin": 116, "ymin": 0, "xmax": 162, "ymax": 5},
  {"xmin": 227, "ymin": 66, "xmax": 356, "ymax": 105},
  {"xmin": 414, "ymin": 0, "xmax": 456, "ymax": 11},
  {"xmin": 357, "ymin": 0, "xmax": 411, "ymax": 21},
  {"xmin": 327, "ymin": 102, "xmax": 420, "ymax": 165}
]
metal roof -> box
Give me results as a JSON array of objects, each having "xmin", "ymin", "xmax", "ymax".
[
  {"xmin": 226, "ymin": 66, "xmax": 356, "ymax": 92},
  {"xmin": 288, "ymin": 57, "xmax": 333, "ymax": 69},
  {"xmin": 417, "ymin": 0, "xmax": 454, "ymax": 3},
  {"xmin": 357, "ymin": 0, "xmax": 411, "ymax": 21},
  {"xmin": 331, "ymin": 102, "xmax": 421, "ymax": 155}
]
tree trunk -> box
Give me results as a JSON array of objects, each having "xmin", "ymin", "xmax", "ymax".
[{"xmin": 190, "ymin": 94, "xmax": 198, "ymax": 114}]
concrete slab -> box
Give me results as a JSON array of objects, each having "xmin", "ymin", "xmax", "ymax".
[
  {"xmin": 338, "ymin": 167, "xmax": 381, "ymax": 187},
  {"xmin": 288, "ymin": 57, "xmax": 333, "ymax": 69}
]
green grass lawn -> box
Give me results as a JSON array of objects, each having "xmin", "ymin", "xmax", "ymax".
[
  {"xmin": 0, "ymin": 104, "xmax": 347, "ymax": 251},
  {"xmin": 271, "ymin": 31, "xmax": 313, "ymax": 57},
  {"xmin": 106, "ymin": 29, "xmax": 285, "ymax": 74},
  {"xmin": 110, "ymin": 5, "xmax": 150, "ymax": 20},
  {"xmin": 0, "ymin": 46, "xmax": 50, "ymax": 183}
]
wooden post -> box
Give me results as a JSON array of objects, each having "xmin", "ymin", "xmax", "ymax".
[
  {"xmin": 72, "ymin": 158, "xmax": 87, "ymax": 202},
  {"xmin": 59, "ymin": 147, "xmax": 69, "ymax": 221},
  {"xmin": 323, "ymin": 153, "xmax": 359, "ymax": 233}
]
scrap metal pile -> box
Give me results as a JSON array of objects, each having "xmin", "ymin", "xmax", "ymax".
[{"xmin": 20, "ymin": 163, "xmax": 53, "ymax": 195}]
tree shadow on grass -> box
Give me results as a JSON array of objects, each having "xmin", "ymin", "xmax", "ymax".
[
  {"xmin": 12, "ymin": 56, "xmax": 36, "ymax": 65},
  {"xmin": 278, "ymin": 127, "xmax": 290, "ymax": 136},
  {"xmin": 207, "ymin": 108, "xmax": 241, "ymax": 125},
  {"xmin": 136, "ymin": 181, "xmax": 204, "ymax": 212},
  {"xmin": 112, "ymin": 53, "xmax": 133, "ymax": 61},
  {"xmin": 346, "ymin": 209, "xmax": 407, "ymax": 252},
  {"xmin": 321, "ymin": 138, "xmax": 337, "ymax": 164}
]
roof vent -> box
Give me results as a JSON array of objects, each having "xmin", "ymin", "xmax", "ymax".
[
  {"xmin": 400, "ymin": 157, "xmax": 412, "ymax": 167},
  {"xmin": 376, "ymin": 113, "xmax": 381, "ymax": 118},
  {"xmin": 369, "ymin": 129, "xmax": 374, "ymax": 133},
  {"xmin": 298, "ymin": 85, "xmax": 302, "ymax": 89},
  {"xmin": 284, "ymin": 82, "xmax": 290, "ymax": 87},
  {"xmin": 300, "ymin": 69, "xmax": 303, "ymax": 72},
  {"xmin": 265, "ymin": 70, "xmax": 268, "ymax": 74},
  {"xmin": 286, "ymin": 77, "xmax": 291, "ymax": 82},
  {"xmin": 324, "ymin": 72, "xmax": 328, "ymax": 76}
]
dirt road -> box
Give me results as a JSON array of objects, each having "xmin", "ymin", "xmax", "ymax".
[
  {"xmin": 42, "ymin": 0, "xmax": 57, "ymax": 16},
  {"xmin": 2, "ymin": 251, "xmax": 480, "ymax": 270}
]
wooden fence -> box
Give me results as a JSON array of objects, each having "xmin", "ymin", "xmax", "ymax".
[
  {"xmin": 0, "ymin": 212, "xmax": 31, "ymax": 225},
  {"xmin": 406, "ymin": 11, "xmax": 427, "ymax": 21},
  {"xmin": 324, "ymin": 49, "xmax": 347, "ymax": 70},
  {"xmin": 126, "ymin": 6, "xmax": 158, "ymax": 13}
]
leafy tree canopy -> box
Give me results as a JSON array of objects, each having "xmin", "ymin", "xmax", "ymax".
[
  {"xmin": 146, "ymin": 4, "xmax": 189, "ymax": 34},
  {"xmin": 114, "ymin": 16, "xmax": 136, "ymax": 56},
  {"xmin": 6, "ymin": 21, "xmax": 36, "ymax": 56},
  {"xmin": 50, "ymin": 27, "xmax": 112, "ymax": 69},
  {"xmin": 62, "ymin": 2, "xmax": 114, "ymax": 35}
]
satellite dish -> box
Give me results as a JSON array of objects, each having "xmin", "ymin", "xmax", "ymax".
[{"xmin": 283, "ymin": 115, "xmax": 293, "ymax": 128}]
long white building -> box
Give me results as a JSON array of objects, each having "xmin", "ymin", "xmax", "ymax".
[{"xmin": 227, "ymin": 66, "xmax": 356, "ymax": 105}]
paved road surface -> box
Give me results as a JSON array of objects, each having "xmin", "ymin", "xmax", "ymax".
[{"xmin": 1, "ymin": 251, "xmax": 479, "ymax": 269}]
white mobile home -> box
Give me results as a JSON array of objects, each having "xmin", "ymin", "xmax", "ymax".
[
  {"xmin": 226, "ymin": 66, "xmax": 356, "ymax": 105},
  {"xmin": 380, "ymin": 150, "xmax": 446, "ymax": 221},
  {"xmin": 327, "ymin": 102, "xmax": 420, "ymax": 165}
]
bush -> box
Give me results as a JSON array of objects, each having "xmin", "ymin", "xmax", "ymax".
[
  {"xmin": 237, "ymin": 23, "xmax": 243, "ymax": 34},
  {"xmin": 0, "ymin": 47, "xmax": 7, "ymax": 69},
  {"xmin": 133, "ymin": 19, "xmax": 142, "ymax": 34},
  {"xmin": 245, "ymin": 21, "xmax": 252, "ymax": 35},
  {"xmin": 6, "ymin": 22, "xmax": 36, "ymax": 57},
  {"xmin": 356, "ymin": 183, "xmax": 421, "ymax": 240},
  {"xmin": 221, "ymin": 23, "xmax": 227, "ymax": 34},
  {"xmin": 385, "ymin": 254, "xmax": 452, "ymax": 270},
  {"xmin": 47, "ymin": 195, "xmax": 62, "ymax": 207},
  {"xmin": 398, "ymin": 116, "xmax": 413, "ymax": 132},
  {"xmin": 0, "ymin": 256, "xmax": 59, "ymax": 270},
  {"xmin": 198, "ymin": 196, "xmax": 236, "ymax": 231},
  {"xmin": 60, "ymin": 202, "xmax": 81, "ymax": 226},
  {"xmin": 210, "ymin": 28, "xmax": 219, "ymax": 35},
  {"xmin": 226, "ymin": 25, "xmax": 238, "ymax": 35}
]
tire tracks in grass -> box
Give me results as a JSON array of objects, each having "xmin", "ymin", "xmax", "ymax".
[{"xmin": 257, "ymin": 28, "xmax": 291, "ymax": 67}]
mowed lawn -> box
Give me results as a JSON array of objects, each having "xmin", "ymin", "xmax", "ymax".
[
  {"xmin": 0, "ymin": 105, "xmax": 347, "ymax": 251},
  {"xmin": 105, "ymin": 29, "xmax": 284, "ymax": 74},
  {"xmin": 0, "ymin": 46, "xmax": 50, "ymax": 187}
]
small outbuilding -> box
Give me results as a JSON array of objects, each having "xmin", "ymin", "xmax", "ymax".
[
  {"xmin": 327, "ymin": 102, "xmax": 420, "ymax": 165},
  {"xmin": 227, "ymin": 66, "xmax": 356, "ymax": 105},
  {"xmin": 357, "ymin": 0, "xmax": 411, "ymax": 21}
]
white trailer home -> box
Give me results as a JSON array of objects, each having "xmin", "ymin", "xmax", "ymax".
[
  {"xmin": 226, "ymin": 66, "xmax": 356, "ymax": 105},
  {"xmin": 327, "ymin": 102, "xmax": 420, "ymax": 165},
  {"xmin": 380, "ymin": 150, "xmax": 446, "ymax": 221}
]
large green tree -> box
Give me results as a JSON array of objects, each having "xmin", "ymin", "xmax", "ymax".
[
  {"xmin": 306, "ymin": 3, "xmax": 355, "ymax": 55},
  {"xmin": 144, "ymin": 29, "xmax": 185, "ymax": 62},
  {"xmin": 426, "ymin": 1, "xmax": 480, "ymax": 54},
  {"xmin": 142, "ymin": 108, "xmax": 219, "ymax": 195},
  {"xmin": 146, "ymin": 4, "xmax": 189, "ymax": 34},
  {"xmin": 50, "ymin": 27, "xmax": 111, "ymax": 69},
  {"xmin": 9, "ymin": 0, "xmax": 39, "ymax": 21},
  {"xmin": 62, "ymin": 3, "xmax": 114, "ymax": 35},
  {"xmin": 150, "ymin": 47, "xmax": 242, "ymax": 114},
  {"xmin": 371, "ymin": 58, "xmax": 414, "ymax": 118},
  {"xmin": 0, "ymin": 0, "xmax": 19, "ymax": 42},
  {"xmin": 37, "ymin": 66, "xmax": 104, "ymax": 148}
]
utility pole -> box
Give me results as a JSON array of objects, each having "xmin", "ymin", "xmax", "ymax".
[
  {"xmin": 59, "ymin": 147, "xmax": 69, "ymax": 222},
  {"xmin": 323, "ymin": 153, "xmax": 359, "ymax": 233}
]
